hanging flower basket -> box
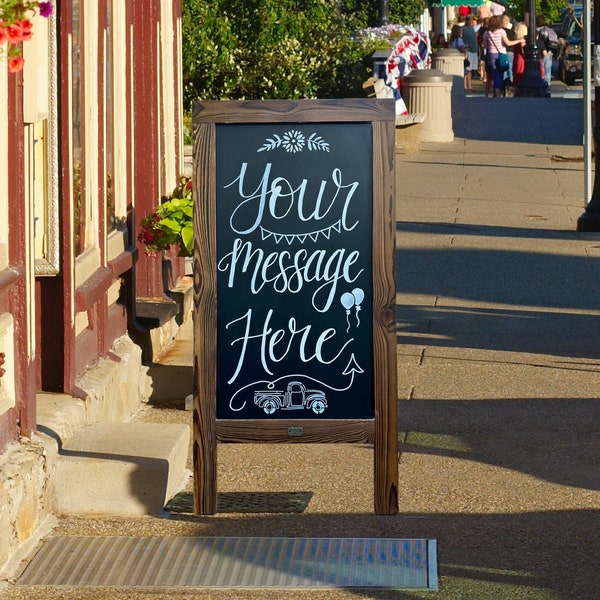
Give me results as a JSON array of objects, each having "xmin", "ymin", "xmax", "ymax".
[
  {"xmin": 0, "ymin": 1, "xmax": 53, "ymax": 73},
  {"xmin": 138, "ymin": 177, "xmax": 193, "ymax": 258}
]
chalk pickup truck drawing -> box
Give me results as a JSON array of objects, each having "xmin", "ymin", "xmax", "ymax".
[{"xmin": 254, "ymin": 381, "xmax": 327, "ymax": 415}]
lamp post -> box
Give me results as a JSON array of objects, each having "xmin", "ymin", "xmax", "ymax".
[
  {"xmin": 514, "ymin": 0, "xmax": 550, "ymax": 97},
  {"xmin": 577, "ymin": 2, "xmax": 600, "ymax": 230},
  {"xmin": 378, "ymin": 0, "xmax": 389, "ymax": 26}
]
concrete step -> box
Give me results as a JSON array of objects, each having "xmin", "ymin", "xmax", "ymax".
[{"xmin": 51, "ymin": 422, "xmax": 190, "ymax": 516}]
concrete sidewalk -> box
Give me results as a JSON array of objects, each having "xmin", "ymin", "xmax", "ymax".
[
  {"xmin": 394, "ymin": 94, "xmax": 599, "ymax": 599},
  {"xmin": 3, "ymin": 95, "xmax": 599, "ymax": 600}
]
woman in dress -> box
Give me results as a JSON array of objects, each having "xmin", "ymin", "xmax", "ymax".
[
  {"xmin": 482, "ymin": 15, "xmax": 524, "ymax": 97},
  {"xmin": 512, "ymin": 22, "xmax": 527, "ymax": 88}
]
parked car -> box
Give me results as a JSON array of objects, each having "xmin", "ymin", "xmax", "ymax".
[
  {"xmin": 556, "ymin": 7, "xmax": 592, "ymax": 85},
  {"xmin": 557, "ymin": 13, "xmax": 582, "ymax": 84}
]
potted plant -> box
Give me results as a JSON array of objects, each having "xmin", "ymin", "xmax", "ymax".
[{"xmin": 138, "ymin": 177, "xmax": 193, "ymax": 257}]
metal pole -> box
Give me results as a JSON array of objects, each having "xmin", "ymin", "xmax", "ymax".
[
  {"xmin": 583, "ymin": 0, "xmax": 592, "ymax": 205},
  {"xmin": 378, "ymin": 0, "xmax": 389, "ymax": 26},
  {"xmin": 577, "ymin": 0, "xmax": 600, "ymax": 230},
  {"xmin": 514, "ymin": 0, "xmax": 550, "ymax": 97}
]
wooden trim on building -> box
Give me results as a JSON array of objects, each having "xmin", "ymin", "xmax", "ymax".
[
  {"xmin": 133, "ymin": 0, "xmax": 162, "ymax": 299},
  {"xmin": 5, "ymin": 67, "xmax": 36, "ymax": 438},
  {"xmin": 108, "ymin": 247, "xmax": 138, "ymax": 278},
  {"xmin": 74, "ymin": 267, "xmax": 114, "ymax": 313},
  {"xmin": 0, "ymin": 267, "xmax": 25, "ymax": 296},
  {"xmin": 1, "ymin": 0, "xmax": 184, "ymax": 445}
]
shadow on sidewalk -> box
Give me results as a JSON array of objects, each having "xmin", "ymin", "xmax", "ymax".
[
  {"xmin": 452, "ymin": 96, "xmax": 584, "ymax": 145},
  {"xmin": 398, "ymin": 303, "xmax": 600, "ymax": 358},
  {"xmin": 398, "ymin": 396, "xmax": 599, "ymax": 491},
  {"xmin": 398, "ymin": 221, "xmax": 589, "ymax": 241},
  {"xmin": 396, "ymin": 236, "xmax": 600, "ymax": 358}
]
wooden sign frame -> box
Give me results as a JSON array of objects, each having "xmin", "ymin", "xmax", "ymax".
[{"xmin": 192, "ymin": 99, "xmax": 397, "ymax": 515}]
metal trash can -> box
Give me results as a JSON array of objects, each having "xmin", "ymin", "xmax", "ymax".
[{"xmin": 401, "ymin": 69, "xmax": 453, "ymax": 143}]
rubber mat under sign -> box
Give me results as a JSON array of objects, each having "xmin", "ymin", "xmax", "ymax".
[{"xmin": 17, "ymin": 536, "xmax": 438, "ymax": 590}]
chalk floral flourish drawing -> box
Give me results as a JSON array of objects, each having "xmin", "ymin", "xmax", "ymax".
[{"xmin": 257, "ymin": 130, "xmax": 330, "ymax": 153}]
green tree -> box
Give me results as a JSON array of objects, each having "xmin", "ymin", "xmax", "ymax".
[
  {"xmin": 181, "ymin": 0, "xmax": 384, "ymax": 105},
  {"xmin": 338, "ymin": 0, "xmax": 426, "ymax": 28},
  {"xmin": 181, "ymin": 1, "xmax": 239, "ymax": 103},
  {"xmin": 509, "ymin": 0, "xmax": 567, "ymax": 24}
]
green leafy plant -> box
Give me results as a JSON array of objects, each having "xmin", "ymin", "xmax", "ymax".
[
  {"xmin": 181, "ymin": 0, "xmax": 381, "ymax": 105},
  {"xmin": 182, "ymin": 110, "xmax": 193, "ymax": 145},
  {"xmin": 138, "ymin": 177, "xmax": 193, "ymax": 257},
  {"xmin": 511, "ymin": 0, "xmax": 564, "ymax": 25}
]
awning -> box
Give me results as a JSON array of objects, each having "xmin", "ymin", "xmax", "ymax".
[
  {"xmin": 429, "ymin": 0, "xmax": 469, "ymax": 6},
  {"xmin": 428, "ymin": 0, "xmax": 506, "ymax": 8}
]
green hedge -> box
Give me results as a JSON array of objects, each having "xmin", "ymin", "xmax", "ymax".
[{"xmin": 182, "ymin": 0, "xmax": 424, "ymax": 107}]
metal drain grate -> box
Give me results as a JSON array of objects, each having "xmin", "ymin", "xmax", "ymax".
[
  {"xmin": 165, "ymin": 491, "xmax": 313, "ymax": 514},
  {"xmin": 17, "ymin": 537, "xmax": 438, "ymax": 590}
]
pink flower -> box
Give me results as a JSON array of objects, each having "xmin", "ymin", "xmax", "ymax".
[
  {"xmin": 5, "ymin": 25, "xmax": 23, "ymax": 43},
  {"xmin": 6, "ymin": 20, "xmax": 33, "ymax": 43},
  {"xmin": 8, "ymin": 56, "xmax": 25, "ymax": 73},
  {"xmin": 18, "ymin": 19, "xmax": 33, "ymax": 37},
  {"xmin": 39, "ymin": 3, "xmax": 53, "ymax": 18},
  {"xmin": 2, "ymin": 3, "xmax": 53, "ymax": 74}
]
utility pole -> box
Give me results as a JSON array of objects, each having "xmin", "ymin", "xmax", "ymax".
[
  {"xmin": 514, "ymin": 0, "xmax": 550, "ymax": 97},
  {"xmin": 378, "ymin": 0, "xmax": 389, "ymax": 26},
  {"xmin": 577, "ymin": 0, "xmax": 600, "ymax": 230}
]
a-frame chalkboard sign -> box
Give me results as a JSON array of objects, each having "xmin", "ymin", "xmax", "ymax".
[{"xmin": 192, "ymin": 98, "xmax": 397, "ymax": 515}]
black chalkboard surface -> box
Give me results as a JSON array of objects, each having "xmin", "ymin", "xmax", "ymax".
[{"xmin": 215, "ymin": 122, "xmax": 374, "ymax": 419}]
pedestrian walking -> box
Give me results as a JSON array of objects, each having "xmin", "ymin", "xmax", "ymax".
[
  {"xmin": 512, "ymin": 21, "xmax": 527, "ymax": 88},
  {"xmin": 502, "ymin": 14, "xmax": 516, "ymax": 86},
  {"xmin": 481, "ymin": 15, "xmax": 524, "ymax": 97},
  {"xmin": 477, "ymin": 17, "xmax": 490, "ymax": 92},
  {"xmin": 462, "ymin": 15, "xmax": 479, "ymax": 87},
  {"xmin": 536, "ymin": 15, "xmax": 556, "ymax": 86},
  {"xmin": 433, "ymin": 33, "xmax": 448, "ymax": 49}
]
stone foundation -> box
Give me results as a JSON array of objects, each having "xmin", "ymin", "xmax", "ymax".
[
  {"xmin": 0, "ymin": 278, "xmax": 194, "ymax": 572},
  {"xmin": 0, "ymin": 437, "xmax": 50, "ymax": 570},
  {"xmin": 0, "ymin": 333, "xmax": 152, "ymax": 574}
]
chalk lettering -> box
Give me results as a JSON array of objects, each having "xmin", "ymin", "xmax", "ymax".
[
  {"xmin": 224, "ymin": 163, "xmax": 360, "ymax": 235},
  {"xmin": 217, "ymin": 238, "xmax": 362, "ymax": 312},
  {"xmin": 226, "ymin": 308, "xmax": 354, "ymax": 383}
]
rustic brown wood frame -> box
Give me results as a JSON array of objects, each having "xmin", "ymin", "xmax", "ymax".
[{"xmin": 192, "ymin": 98, "xmax": 398, "ymax": 515}]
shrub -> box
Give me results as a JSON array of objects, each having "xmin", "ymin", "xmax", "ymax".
[{"xmin": 181, "ymin": 0, "xmax": 383, "ymax": 106}]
